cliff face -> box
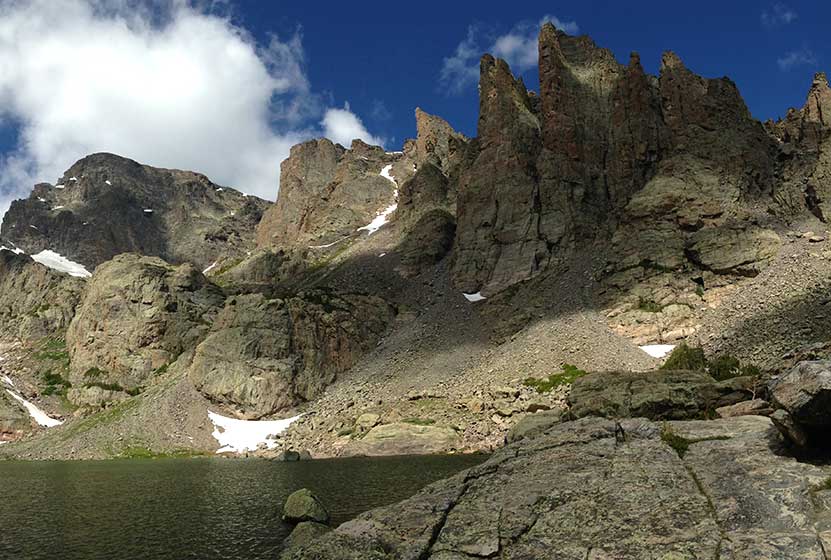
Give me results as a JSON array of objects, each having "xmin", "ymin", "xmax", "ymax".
[
  {"xmin": 452, "ymin": 24, "xmax": 787, "ymax": 297},
  {"xmin": 0, "ymin": 153, "xmax": 269, "ymax": 271}
]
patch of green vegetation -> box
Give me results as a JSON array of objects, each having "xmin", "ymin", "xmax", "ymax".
[
  {"xmin": 695, "ymin": 284, "xmax": 705, "ymax": 298},
  {"xmin": 816, "ymin": 477, "xmax": 831, "ymax": 492},
  {"xmin": 661, "ymin": 343, "xmax": 708, "ymax": 371},
  {"xmin": 40, "ymin": 370, "xmax": 71, "ymax": 397},
  {"xmin": 115, "ymin": 446, "xmax": 204, "ymax": 459},
  {"xmin": 523, "ymin": 364, "xmax": 588, "ymax": 394},
  {"xmin": 33, "ymin": 337, "xmax": 70, "ymax": 364},
  {"xmin": 402, "ymin": 417, "xmax": 436, "ymax": 426},
  {"xmin": 153, "ymin": 363, "xmax": 170, "ymax": 376},
  {"xmin": 83, "ymin": 367, "xmax": 106, "ymax": 379},
  {"xmin": 83, "ymin": 381, "xmax": 125, "ymax": 392},
  {"xmin": 337, "ymin": 426, "xmax": 354, "ymax": 437},
  {"xmin": 58, "ymin": 398, "xmax": 140, "ymax": 441},
  {"xmin": 636, "ymin": 296, "xmax": 664, "ymax": 313},
  {"xmin": 661, "ymin": 344, "xmax": 761, "ymax": 381},
  {"xmin": 213, "ymin": 257, "xmax": 244, "ymax": 277},
  {"xmin": 638, "ymin": 259, "xmax": 676, "ymax": 273},
  {"xmin": 660, "ymin": 423, "xmax": 731, "ymax": 459}
]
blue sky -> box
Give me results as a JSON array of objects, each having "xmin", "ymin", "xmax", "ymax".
[
  {"xmin": 235, "ymin": 0, "xmax": 828, "ymax": 141},
  {"xmin": 0, "ymin": 0, "xmax": 826, "ymax": 216}
]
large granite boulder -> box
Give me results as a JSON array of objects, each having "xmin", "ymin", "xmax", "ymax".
[
  {"xmin": 769, "ymin": 360, "xmax": 831, "ymax": 441},
  {"xmin": 282, "ymin": 416, "xmax": 831, "ymax": 559},
  {"xmin": 349, "ymin": 423, "xmax": 461, "ymax": 456},
  {"xmin": 189, "ymin": 291, "xmax": 395, "ymax": 418},
  {"xmin": 568, "ymin": 370, "xmax": 755, "ymax": 420},
  {"xmin": 282, "ymin": 488, "xmax": 331, "ymax": 524},
  {"xmin": 0, "ymin": 153, "xmax": 269, "ymax": 271},
  {"xmin": 65, "ymin": 254, "xmax": 225, "ymax": 397}
]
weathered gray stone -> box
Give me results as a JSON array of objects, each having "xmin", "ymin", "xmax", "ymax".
[
  {"xmin": 282, "ymin": 416, "xmax": 831, "ymax": 559},
  {"xmin": 770, "ymin": 360, "xmax": 831, "ymax": 427},
  {"xmin": 506, "ymin": 409, "xmax": 562, "ymax": 443},
  {"xmin": 568, "ymin": 370, "xmax": 755, "ymax": 420},
  {"xmin": 282, "ymin": 488, "xmax": 330, "ymax": 524},
  {"xmin": 349, "ymin": 423, "xmax": 461, "ymax": 456}
]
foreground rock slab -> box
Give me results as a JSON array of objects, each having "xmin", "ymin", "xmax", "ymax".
[{"xmin": 282, "ymin": 416, "xmax": 831, "ymax": 559}]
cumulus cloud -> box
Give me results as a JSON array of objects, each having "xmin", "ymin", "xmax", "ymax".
[
  {"xmin": 322, "ymin": 103, "xmax": 385, "ymax": 148},
  {"xmin": 439, "ymin": 14, "xmax": 579, "ymax": 94},
  {"xmin": 762, "ymin": 3, "xmax": 797, "ymax": 27},
  {"xmin": 777, "ymin": 47, "xmax": 817, "ymax": 71},
  {"xmin": 0, "ymin": 0, "xmax": 382, "ymax": 219}
]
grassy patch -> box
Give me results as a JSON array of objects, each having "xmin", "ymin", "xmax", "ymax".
[
  {"xmin": 660, "ymin": 423, "xmax": 730, "ymax": 459},
  {"xmin": 402, "ymin": 417, "xmax": 436, "ymax": 426},
  {"xmin": 41, "ymin": 370, "xmax": 72, "ymax": 396},
  {"xmin": 58, "ymin": 398, "xmax": 140, "ymax": 441},
  {"xmin": 637, "ymin": 297, "xmax": 664, "ymax": 313},
  {"xmin": 115, "ymin": 446, "xmax": 204, "ymax": 459},
  {"xmin": 661, "ymin": 343, "xmax": 707, "ymax": 371},
  {"xmin": 523, "ymin": 364, "xmax": 588, "ymax": 394},
  {"xmin": 83, "ymin": 367, "xmax": 106, "ymax": 379},
  {"xmin": 816, "ymin": 477, "xmax": 831, "ymax": 492}
]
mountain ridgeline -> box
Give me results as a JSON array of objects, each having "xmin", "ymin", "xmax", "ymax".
[{"xmin": 1, "ymin": 24, "xmax": 831, "ymax": 462}]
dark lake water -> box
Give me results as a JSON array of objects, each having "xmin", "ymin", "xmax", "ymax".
[{"xmin": 0, "ymin": 454, "xmax": 485, "ymax": 560}]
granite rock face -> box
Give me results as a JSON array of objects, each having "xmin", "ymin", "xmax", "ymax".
[
  {"xmin": 0, "ymin": 249, "xmax": 83, "ymax": 340},
  {"xmin": 189, "ymin": 291, "xmax": 395, "ymax": 418},
  {"xmin": 0, "ymin": 153, "xmax": 269, "ymax": 271},
  {"xmin": 255, "ymin": 139, "xmax": 401, "ymax": 249},
  {"xmin": 65, "ymin": 254, "xmax": 225, "ymax": 398},
  {"xmin": 282, "ymin": 416, "xmax": 831, "ymax": 559},
  {"xmin": 451, "ymin": 24, "xmax": 786, "ymax": 304}
]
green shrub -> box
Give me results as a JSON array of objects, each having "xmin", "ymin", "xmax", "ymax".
[
  {"xmin": 524, "ymin": 364, "xmax": 588, "ymax": 393},
  {"xmin": 662, "ymin": 344, "xmax": 761, "ymax": 381},
  {"xmin": 41, "ymin": 370, "xmax": 71, "ymax": 396},
  {"xmin": 660, "ymin": 424, "xmax": 691, "ymax": 458},
  {"xmin": 637, "ymin": 297, "xmax": 663, "ymax": 313},
  {"xmin": 661, "ymin": 343, "xmax": 707, "ymax": 371},
  {"xmin": 402, "ymin": 417, "xmax": 435, "ymax": 426},
  {"xmin": 83, "ymin": 381, "xmax": 125, "ymax": 392},
  {"xmin": 83, "ymin": 367, "xmax": 106, "ymax": 379}
]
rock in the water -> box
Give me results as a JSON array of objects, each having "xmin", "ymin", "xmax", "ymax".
[
  {"xmin": 282, "ymin": 488, "xmax": 330, "ymax": 524},
  {"xmin": 281, "ymin": 416, "xmax": 831, "ymax": 559},
  {"xmin": 568, "ymin": 370, "xmax": 755, "ymax": 420},
  {"xmin": 350, "ymin": 423, "xmax": 460, "ymax": 456}
]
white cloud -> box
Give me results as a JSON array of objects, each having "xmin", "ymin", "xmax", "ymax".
[
  {"xmin": 762, "ymin": 3, "xmax": 797, "ymax": 27},
  {"xmin": 777, "ymin": 47, "xmax": 817, "ymax": 71},
  {"xmin": 0, "ymin": 0, "xmax": 381, "ymax": 220},
  {"xmin": 439, "ymin": 15, "xmax": 579, "ymax": 94},
  {"xmin": 322, "ymin": 103, "xmax": 385, "ymax": 148}
]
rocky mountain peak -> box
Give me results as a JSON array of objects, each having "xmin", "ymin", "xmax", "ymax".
[
  {"xmin": 0, "ymin": 153, "xmax": 269, "ymax": 271},
  {"xmin": 804, "ymin": 71, "xmax": 831, "ymax": 126}
]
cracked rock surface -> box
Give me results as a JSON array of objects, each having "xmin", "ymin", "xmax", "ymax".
[{"xmin": 281, "ymin": 416, "xmax": 831, "ymax": 559}]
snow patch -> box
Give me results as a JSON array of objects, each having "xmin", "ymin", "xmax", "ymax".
[
  {"xmin": 378, "ymin": 252, "xmax": 386, "ymax": 257},
  {"xmin": 208, "ymin": 410, "xmax": 302, "ymax": 454},
  {"xmin": 202, "ymin": 261, "xmax": 218, "ymax": 275},
  {"xmin": 215, "ymin": 188, "xmax": 223, "ymax": 192},
  {"xmin": 105, "ymin": 180, "xmax": 112, "ymax": 186},
  {"xmin": 54, "ymin": 206, "xmax": 64, "ymax": 210},
  {"xmin": 357, "ymin": 164, "xmax": 398, "ymax": 236},
  {"xmin": 143, "ymin": 209, "xmax": 153, "ymax": 213},
  {"xmin": 31, "ymin": 250, "xmax": 92, "ymax": 278},
  {"xmin": 55, "ymin": 184, "xmax": 65, "ymax": 189},
  {"xmin": 29, "ymin": 225, "xmax": 38, "ymax": 230},
  {"xmin": 309, "ymin": 236, "xmax": 350, "ymax": 249},
  {"xmin": 0, "ymin": 245, "xmax": 24, "ymax": 255},
  {"xmin": 37, "ymin": 197, "xmax": 46, "ymax": 202},
  {"xmin": 639, "ymin": 344, "xmax": 676, "ymax": 359},
  {"xmin": 2, "ymin": 375, "xmax": 14, "ymax": 387},
  {"xmin": 69, "ymin": 177, "xmax": 78, "ymax": 182},
  {"xmin": 6, "ymin": 390, "xmax": 63, "ymax": 428},
  {"xmin": 463, "ymin": 292, "xmax": 486, "ymax": 303}
]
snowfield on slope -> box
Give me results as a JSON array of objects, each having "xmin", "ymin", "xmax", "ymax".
[
  {"xmin": 357, "ymin": 164, "xmax": 398, "ymax": 236},
  {"xmin": 31, "ymin": 250, "xmax": 92, "ymax": 278},
  {"xmin": 6, "ymin": 389, "xmax": 63, "ymax": 428},
  {"xmin": 639, "ymin": 344, "xmax": 676, "ymax": 359},
  {"xmin": 208, "ymin": 410, "xmax": 302, "ymax": 454}
]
